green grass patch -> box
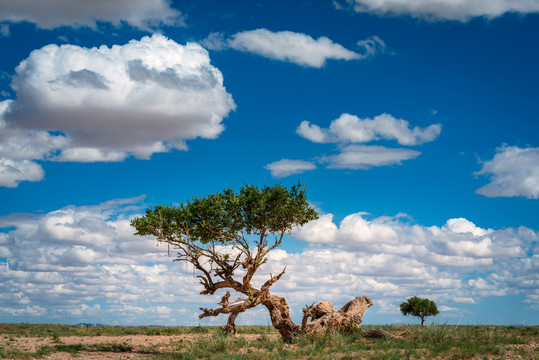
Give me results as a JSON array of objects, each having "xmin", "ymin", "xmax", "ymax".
[
  {"xmin": 0, "ymin": 323, "xmax": 536, "ymax": 359},
  {"xmin": 0, "ymin": 323, "xmax": 226, "ymax": 337}
]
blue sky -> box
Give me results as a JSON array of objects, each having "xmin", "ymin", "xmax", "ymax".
[{"xmin": 0, "ymin": 0, "xmax": 538, "ymax": 326}]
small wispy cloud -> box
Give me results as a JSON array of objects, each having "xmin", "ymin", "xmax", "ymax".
[
  {"xmin": 268, "ymin": 112, "xmax": 441, "ymax": 177},
  {"xmin": 0, "ymin": 24, "xmax": 9, "ymax": 37},
  {"xmin": 264, "ymin": 159, "xmax": 316, "ymax": 178},
  {"xmin": 203, "ymin": 29, "xmax": 385, "ymax": 68},
  {"xmin": 321, "ymin": 145, "xmax": 421, "ymax": 170}
]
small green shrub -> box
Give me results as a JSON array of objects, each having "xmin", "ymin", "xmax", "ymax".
[
  {"xmin": 94, "ymin": 342, "xmax": 134, "ymax": 352},
  {"xmin": 405, "ymin": 322, "xmax": 456, "ymax": 344},
  {"xmin": 192, "ymin": 334, "xmax": 233, "ymax": 352},
  {"xmin": 53, "ymin": 344, "xmax": 86, "ymax": 353}
]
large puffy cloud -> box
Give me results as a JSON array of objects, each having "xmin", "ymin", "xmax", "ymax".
[
  {"xmin": 8, "ymin": 34, "xmax": 234, "ymax": 152},
  {"xmin": 337, "ymin": 0, "xmax": 539, "ymax": 21},
  {"xmin": 0, "ymin": 197, "xmax": 537, "ymax": 324},
  {"xmin": 0, "ymin": 101, "xmax": 67, "ymax": 186},
  {"xmin": 0, "ymin": 197, "xmax": 211, "ymax": 324},
  {"xmin": 203, "ymin": 29, "xmax": 385, "ymax": 68},
  {"xmin": 475, "ymin": 145, "xmax": 539, "ymax": 199},
  {"xmin": 291, "ymin": 211, "xmax": 537, "ymax": 314},
  {"xmin": 296, "ymin": 213, "xmax": 531, "ymax": 262},
  {"xmin": 0, "ymin": 197, "xmax": 275, "ymax": 324},
  {"xmin": 0, "ymin": 0, "xmax": 184, "ymax": 30},
  {"xmin": 0, "ymin": 34, "xmax": 235, "ymax": 186},
  {"xmin": 0, "ymin": 128, "xmax": 67, "ymax": 161}
]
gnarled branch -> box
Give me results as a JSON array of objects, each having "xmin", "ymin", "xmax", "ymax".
[{"xmin": 261, "ymin": 267, "xmax": 286, "ymax": 293}]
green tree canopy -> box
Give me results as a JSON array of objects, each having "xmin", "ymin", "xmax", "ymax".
[
  {"xmin": 131, "ymin": 182, "xmax": 319, "ymax": 339},
  {"xmin": 400, "ymin": 296, "xmax": 439, "ymax": 326},
  {"xmin": 132, "ymin": 182, "xmax": 318, "ymax": 246}
]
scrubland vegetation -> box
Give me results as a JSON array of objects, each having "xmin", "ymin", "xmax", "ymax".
[{"xmin": 0, "ymin": 323, "xmax": 537, "ymax": 359}]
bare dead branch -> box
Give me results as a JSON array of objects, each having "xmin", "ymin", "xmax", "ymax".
[
  {"xmin": 260, "ymin": 267, "xmax": 286, "ymax": 293},
  {"xmin": 199, "ymin": 299, "xmax": 255, "ymax": 320},
  {"xmin": 301, "ymin": 303, "xmax": 314, "ymax": 330}
]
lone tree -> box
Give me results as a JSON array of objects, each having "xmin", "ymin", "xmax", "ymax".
[
  {"xmin": 400, "ymin": 296, "xmax": 439, "ymax": 326},
  {"xmin": 131, "ymin": 183, "xmax": 374, "ymax": 341}
]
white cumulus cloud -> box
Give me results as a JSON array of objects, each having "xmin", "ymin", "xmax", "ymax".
[
  {"xmin": 0, "ymin": 102, "xmax": 67, "ymax": 186},
  {"xmin": 264, "ymin": 159, "xmax": 316, "ymax": 178},
  {"xmin": 0, "ymin": 158, "xmax": 44, "ymax": 187},
  {"xmin": 443, "ymin": 218, "xmax": 492, "ymax": 237},
  {"xmin": 296, "ymin": 120, "xmax": 328, "ymax": 143},
  {"xmin": 475, "ymin": 145, "xmax": 539, "ymax": 199},
  {"xmin": 297, "ymin": 113, "xmax": 441, "ymax": 145},
  {"xmin": 203, "ymin": 29, "xmax": 384, "ymax": 68},
  {"xmin": 0, "ymin": 197, "xmax": 537, "ymax": 324},
  {"xmin": 0, "ymin": 34, "xmax": 235, "ymax": 187},
  {"xmin": 292, "ymin": 214, "xmax": 338, "ymax": 244},
  {"xmin": 0, "ymin": 0, "xmax": 184, "ymax": 30},
  {"xmin": 0, "ymin": 197, "xmax": 212, "ymax": 324},
  {"xmin": 337, "ymin": 0, "xmax": 539, "ymax": 21},
  {"xmin": 289, "ymin": 211, "xmax": 537, "ymax": 312},
  {"xmin": 293, "ymin": 212, "xmax": 533, "ymax": 264},
  {"xmin": 269, "ymin": 112, "xmax": 439, "ymax": 177}
]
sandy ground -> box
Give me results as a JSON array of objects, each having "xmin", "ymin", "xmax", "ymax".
[
  {"xmin": 0, "ymin": 333, "xmax": 537, "ymax": 359},
  {"xmin": 0, "ymin": 333, "xmax": 272, "ymax": 359}
]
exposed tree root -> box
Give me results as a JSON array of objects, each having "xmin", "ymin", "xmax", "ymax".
[{"xmin": 362, "ymin": 328, "xmax": 397, "ymax": 339}]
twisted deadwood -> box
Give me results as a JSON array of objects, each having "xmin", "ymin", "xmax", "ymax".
[
  {"xmin": 168, "ymin": 237, "xmax": 375, "ymax": 340},
  {"xmin": 301, "ymin": 296, "xmax": 373, "ymax": 335},
  {"xmin": 152, "ymin": 233, "xmax": 376, "ymax": 340},
  {"xmin": 195, "ymin": 257, "xmax": 375, "ymax": 340},
  {"xmin": 361, "ymin": 328, "xmax": 397, "ymax": 339},
  {"xmin": 131, "ymin": 184, "xmax": 379, "ymax": 341}
]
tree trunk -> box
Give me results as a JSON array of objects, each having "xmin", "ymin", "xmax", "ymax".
[
  {"xmin": 223, "ymin": 311, "xmax": 241, "ymax": 335},
  {"xmin": 263, "ymin": 294, "xmax": 301, "ymax": 342}
]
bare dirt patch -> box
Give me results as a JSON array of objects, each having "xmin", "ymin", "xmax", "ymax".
[
  {"xmin": 1, "ymin": 337, "xmax": 51, "ymax": 354},
  {"xmin": 0, "ymin": 333, "xmax": 280, "ymax": 360}
]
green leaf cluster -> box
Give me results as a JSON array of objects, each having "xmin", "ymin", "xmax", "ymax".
[{"xmin": 131, "ymin": 183, "xmax": 319, "ymax": 246}]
